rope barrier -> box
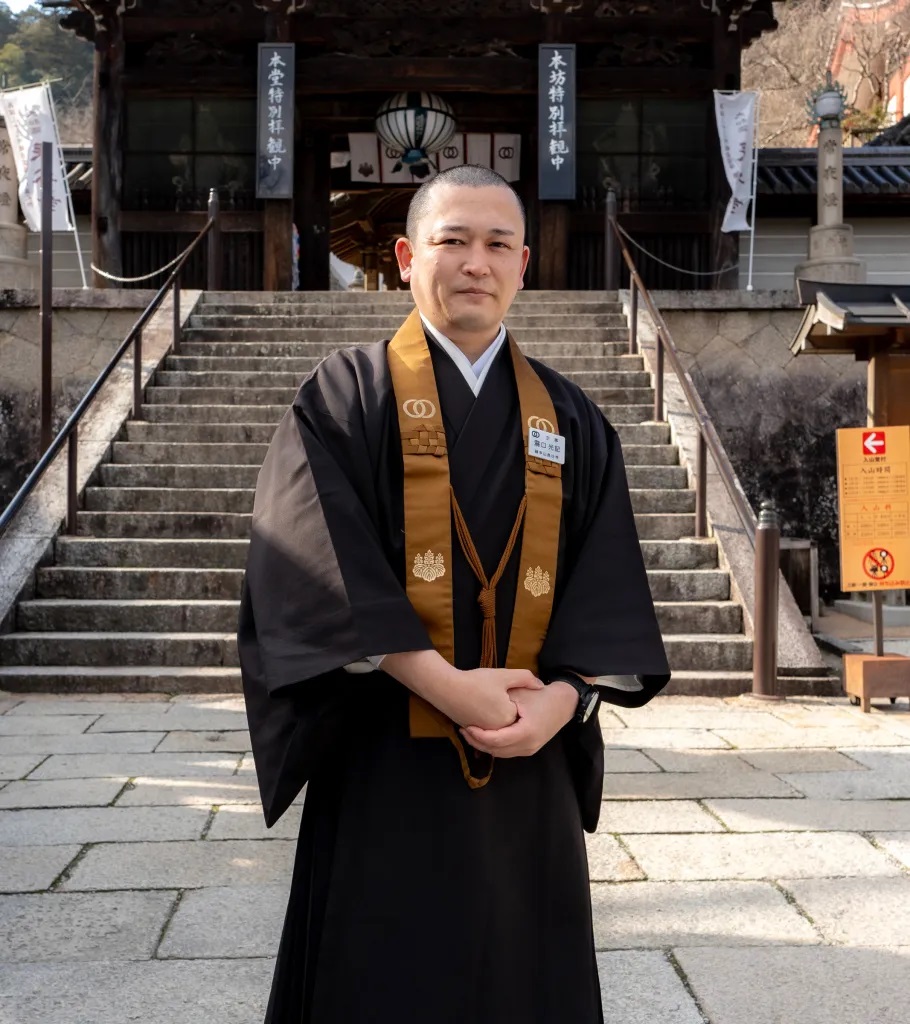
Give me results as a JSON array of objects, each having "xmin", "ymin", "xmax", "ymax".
[
  {"xmin": 89, "ymin": 237, "xmax": 198, "ymax": 283},
  {"xmin": 616, "ymin": 223, "xmax": 739, "ymax": 278}
]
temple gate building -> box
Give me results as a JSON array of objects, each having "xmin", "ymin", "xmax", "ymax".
[{"xmin": 48, "ymin": 0, "xmax": 781, "ymax": 291}]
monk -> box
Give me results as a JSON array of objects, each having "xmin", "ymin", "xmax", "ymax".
[{"xmin": 239, "ymin": 164, "xmax": 669, "ymax": 1023}]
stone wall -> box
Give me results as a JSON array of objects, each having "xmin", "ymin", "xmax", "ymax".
[
  {"xmin": 0, "ymin": 290, "xmax": 155, "ymax": 508},
  {"xmin": 653, "ymin": 292, "xmax": 867, "ymax": 599}
]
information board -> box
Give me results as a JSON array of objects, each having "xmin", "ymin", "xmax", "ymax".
[
  {"xmin": 538, "ymin": 44, "xmax": 576, "ymax": 201},
  {"xmin": 256, "ymin": 43, "xmax": 295, "ymax": 200},
  {"xmin": 836, "ymin": 425, "xmax": 910, "ymax": 591}
]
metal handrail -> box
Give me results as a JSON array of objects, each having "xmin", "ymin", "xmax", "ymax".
[
  {"xmin": 605, "ymin": 198, "xmax": 757, "ymax": 546},
  {"xmin": 0, "ymin": 189, "xmax": 222, "ymax": 539}
]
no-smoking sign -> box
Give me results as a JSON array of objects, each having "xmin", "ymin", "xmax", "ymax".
[{"xmin": 863, "ymin": 548, "xmax": 895, "ymax": 581}]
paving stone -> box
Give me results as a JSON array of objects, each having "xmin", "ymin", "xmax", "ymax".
[
  {"xmin": 602, "ymin": 769, "xmax": 799, "ymax": 800},
  {"xmin": 169, "ymin": 695, "xmax": 247, "ymax": 712},
  {"xmin": 590, "ymin": 880, "xmax": 818, "ymax": 949},
  {"xmin": 623, "ymin": 832, "xmax": 899, "ymax": 881},
  {"xmin": 116, "ymin": 775, "xmax": 261, "ymax": 806},
  {"xmin": 0, "ymin": 845, "xmax": 81, "ymax": 892},
  {"xmin": 714, "ymin": 727, "xmax": 908, "ymax": 749},
  {"xmin": 0, "ymin": 959, "xmax": 272, "ymax": 1024},
  {"xmin": 0, "ymin": 778, "xmax": 127, "ymax": 809},
  {"xmin": 780, "ymin": 769, "xmax": 910, "ymax": 800},
  {"xmin": 155, "ymin": 729, "xmax": 251, "ymax": 753},
  {"xmin": 88, "ymin": 709, "xmax": 249, "ymax": 733},
  {"xmin": 843, "ymin": 748, "xmax": 910, "ymax": 771},
  {"xmin": 158, "ymin": 884, "xmax": 288, "ymax": 958},
  {"xmin": 764, "ymin": 703, "xmax": 862, "ymax": 727},
  {"xmin": 0, "ymin": 806, "xmax": 210, "ymax": 846},
  {"xmin": 6, "ymin": 697, "xmax": 169, "ymax": 716},
  {"xmin": 0, "ymin": 715, "xmax": 98, "ymax": 736},
  {"xmin": 0, "ymin": 891, "xmax": 175, "ymax": 961},
  {"xmin": 61, "ymin": 839, "xmax": 296, "ymax": 890},
  {"xmin": 737, "ymin": 749, "xmax": 864, "ymax": 773},
  {"xmin": 585, "ymin": 834, "xmax": 645, "ymax": 882},
  {"xmin": 0, "ymin": 732, "xmax": 166, "ymax": 755},
  {"xmin": 641, "ymin": 749, "xmax": 754, "ymax": 773},
  {"xmin": 0, "ymin": 698, "xmax": 22, "ymax": 714},
  {"xmin": 603, "ymin": 749, "xmax": 660, "ymax": 773},
  {"xmin": 707, "ymin": 799, "xmax": 910, "ymax": 833},
  {"xmin": 206, "ymin": 802, "xmax": 302, "ymax": 841},
  {"xmin": 28, "ymin": 752, "xmax": 242, "ymax": 780},
  {"xmin": 599, "ymin": 800, "xmax": 725, "ymax": 834},
  {"xmin": 0, "ymin": 755, "xmax": 45, "ymax": 780},
  {"xmin": 783, "ymin": 877, "xmax": 910, "ymax": 946},
  {"xmin": 612, "ymin": 708, "xmax": 784, "ymax": 731},
  {"xmin": 601, "ymin": 728, "xmax": 730, "ymax": 750},
  {"xmin": 675, "ymin": 947, "xmax": 910, "ymax": 1024},
  {"xmin": 596, "ymin": 951, "xmax": 703, "ymax": 1024},
  {"xmin": 874, "ymin": 832, "xmax": 910, "ymax": 869}
]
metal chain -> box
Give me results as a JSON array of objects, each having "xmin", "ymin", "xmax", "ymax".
[{"xmin": 616, "ymin": 223, "xmax": 739, "ymax": 278}]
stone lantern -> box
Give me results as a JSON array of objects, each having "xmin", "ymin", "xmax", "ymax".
[{"xmin": 794, "ymin": 72, "xmax": 865, "ymax": 286}]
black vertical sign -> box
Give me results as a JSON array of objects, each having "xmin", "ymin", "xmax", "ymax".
[
  {"xmin": 538, "ymin": 44, "xmax": 576, "ymax": 201},
  {"xmin": 256, "ymin": 43, "xmax": 295, "ymax": 199}
]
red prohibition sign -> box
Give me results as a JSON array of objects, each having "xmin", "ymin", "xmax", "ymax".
[{"xmin": 863, "ymin": 548, "xmax": 895, "ymax": 581}]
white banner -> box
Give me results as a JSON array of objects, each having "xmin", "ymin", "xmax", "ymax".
[
  {"xmin": 714, "ymin": 90, "xmax": 756, "ymax": 234},
  {"xmin": 0, "ymin": 83, "xmax": 72, "ymax": 232}
]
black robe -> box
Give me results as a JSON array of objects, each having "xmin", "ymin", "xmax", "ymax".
[{"xmin": 239, "ymin": 332, "xmax": 669, "ymax": 1024}]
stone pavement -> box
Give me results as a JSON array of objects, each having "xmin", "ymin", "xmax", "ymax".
[{"xmin": 1, "ymin": 690, "xmax": 910, "ymax": 1024}]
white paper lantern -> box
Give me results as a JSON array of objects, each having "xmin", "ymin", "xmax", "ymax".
[{"xmin": 375, "ymin": 92, "xmax": 457, "ymax": 168}]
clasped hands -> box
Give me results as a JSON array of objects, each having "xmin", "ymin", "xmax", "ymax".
[{"xmin": 381, "ymin": 651, "xmax": 578, "ymax": 760}]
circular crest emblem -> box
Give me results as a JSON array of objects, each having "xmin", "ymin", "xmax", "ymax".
[
  {"xmin": 528, "ymin": 416, "xmax": 555, "ymax": 433},
  {"xmin": 498, "ymin": 146, "xmax": 515, "ymax": 159},
  {"xmin": 442, "ymin": 146, "xmax": 459, "ymax": 159},
  {"xmin": 403, "ymin": 398, "xmax": 437, "ymax": 420}
]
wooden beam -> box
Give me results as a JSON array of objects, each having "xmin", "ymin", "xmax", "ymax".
[
  {"xmin": 294, "ymin": 127, "xmax": 331, "ymax": 291},
  {"xmin": 297, "ymin": 56, "xmax": 535, "ymax": 94},
  {"xmin": 537, "ymin": 204, "xmax": 569, "ymax": 291},
  {"xmin": 119, "ymin": 211, "xmax": 264, "ymax": 233},
  {"xmin": 92, "ymin": 20, "xmax": 124, "ymax": 287}
]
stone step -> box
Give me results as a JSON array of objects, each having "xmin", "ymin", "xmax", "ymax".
[
  {"xmin": 121, "ymin": 419, "xmax": 670, "ymax": 447},
  {"xmin": 655, "ymin": 600, "xmax": 743, "ymax": 634},
  {"xmin": 152, "ymin": 368, "xmax": 653, "ymax": 390},
  {"xmin": 662, "ymin": 635, "xmax": 753, "ymax": 672},
  {"xmin": 0, "ymin": 632, "xmax": 240, "ymax": 669},
  {"xmin": 82, "ymin": 485, "xmax": 692, "ymax": 515},
  {"xmin": 187, "ymin": 313, "xmax": 629, "ymax": 330},
  {"xmin": 16, "ymin": 598, "xmax": 737, "ymax": 637},
  {"xmin": 97, "ymin": 461, "xmax": 686, "ymax": 491},
  {"xmin": 76, "ymin": 511, "xmax": 254, "ymax": 539},
  {"xmin": 177, "ymin": 339, "xmax": 632, "ymax": 358},
  {"xmin": 181, "ymin": 326, "xmax": 625, "ymax": 346},
  {"xmin": 164, "ymin": 354, "xmax": 644, "ymax": 374},
  {"xmin": 202, "ymin": 289, "xmax": 620, "ymax": 304},
  {"xmin": 633, "ymin": 515, "xmax": 698, "ymax": 541},
  {"xmin": 112, "ymin": 442, "xmax": 269, "ymax": 465},
  {"xmin": 0, "ymin": 664, "xmax": 841, "ymax": 697},
  {"xmin": 0, "ymin": 665, "xmax": 242, "ymax": 694},
  {"xmin": 0, "ymin": 629, "xmax": 751, "ymax": 673},
  {"xmin": 35, "ymin": 564, "xmax": 726, "ymax": 602},
  {"xmin": 50, "ymin": 536, "xmax": 716, "ymax": 572}
]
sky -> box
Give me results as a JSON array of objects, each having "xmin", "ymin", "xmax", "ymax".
[{"xmin": 5, "ymin": 1, "xmax": 40, "ymax": 13}]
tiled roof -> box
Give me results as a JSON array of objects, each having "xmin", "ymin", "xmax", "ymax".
[{"xmin": 759, "ymin": 147, "xmax": 910, "ymax": 196}]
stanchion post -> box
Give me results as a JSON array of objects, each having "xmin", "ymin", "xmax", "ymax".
[
  {"xmin": 695, "ymin": 432, "xmax": 708, "ymax": 538},
  {"xmin": 173, "ymin": 277, "xmax": 181, "ymax": 346},
  {"xmin": 752, "ymin": 499, "xmax": 784, "ymax": 700},
  {"xmin": 207, "ymin": 188, "xmax": 222, "ymax": 292},
  {"xmin": 66, "ymin": 428, "xmax": 78, "ymax": 535},
  {"xmin": 133, "ymin": 329, "xmax": 143, "ymax": 420},
  {"xmin": 654, "ymin": 333, "xmax": 664, "ymax": 422},
  {"xmin": 629, "ymin": 279, "xmax": 638, "ymax": 355},
  {"xmin": 40, "ymin": 141, "xmax": 54, "ymax": 453},
  {"xmin": 605, "ymin": 188, "xmax": 619, "ymax": 292}
]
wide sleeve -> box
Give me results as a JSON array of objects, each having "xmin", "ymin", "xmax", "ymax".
[
  {"xmin": 539, "ymin": 399, "xmax": 671, "ymax": 708},
  {"xmin": 239, "ymin": 359, "xmax": 433, "ymax": 825}
]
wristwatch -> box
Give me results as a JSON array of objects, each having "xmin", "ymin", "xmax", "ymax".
[{"xmin": 545, "ymin": 669, "xmax": 601, "ymax": 726}]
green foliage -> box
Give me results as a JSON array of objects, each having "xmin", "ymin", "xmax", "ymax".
[{"xmin": 0, "ymin": 4, "xmax": 92, "ymax": 108}]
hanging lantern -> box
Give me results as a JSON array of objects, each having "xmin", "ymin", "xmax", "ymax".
[{"xmin": 375, "ymin": 92, "xmax": 456, "ymax": 176}]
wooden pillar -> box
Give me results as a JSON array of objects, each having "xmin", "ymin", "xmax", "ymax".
[
  {"xmin": 294, "ymin": 127, "xmax": 331, "ymax": 291},
  {"xmin": 537, "ymin": 204, "xmax": 569, "ymax": 290},
  {"xmin": 709, "ymin": 16, "xmax": 741, "ymax": 290},
  {"xmin": 263, "ymin": 11, "xmax": 294, "ymax": 291},
  {"xmin": 91, "ymin": 16, "xmax": 124, "ymax": 288}
]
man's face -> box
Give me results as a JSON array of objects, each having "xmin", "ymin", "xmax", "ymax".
[{"xmin": 394, "ymin": 184, "xmax": 530, "ymax": 347}]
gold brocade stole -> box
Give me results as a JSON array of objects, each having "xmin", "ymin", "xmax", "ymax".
[{"xmin": 387, "ymin": 308, "xmax": 563, "ymax": 789}]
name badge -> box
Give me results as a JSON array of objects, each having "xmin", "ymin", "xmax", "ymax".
[{"xmin": 529, "ymin": 428, "xmax": 565, "ymax": 465}]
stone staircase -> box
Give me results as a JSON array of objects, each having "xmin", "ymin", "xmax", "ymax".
[{"xmin": 0, "ymin": 290, "xmax": 755, "ymax": 694}]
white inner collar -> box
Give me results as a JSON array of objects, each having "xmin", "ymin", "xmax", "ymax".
[{"xmin": 420, "ymin": 316, "xmax": 507, "ymax": 398}]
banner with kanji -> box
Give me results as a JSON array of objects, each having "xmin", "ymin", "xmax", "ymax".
[{"xmin": 714, "ymin": 90, "xmax": 757, "ymax": 233}]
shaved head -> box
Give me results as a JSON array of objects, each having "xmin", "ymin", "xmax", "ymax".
[{"xmin": 406, "ymin": 164, "xmax": 526, "ymax": 243}]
